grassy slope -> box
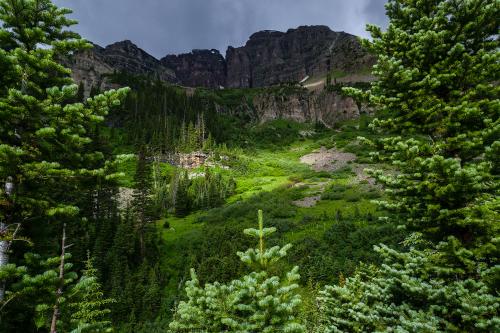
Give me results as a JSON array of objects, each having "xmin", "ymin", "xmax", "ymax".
[{"xmin": 156, "ymin": 116, "xmax": 401, "ymax": 315}]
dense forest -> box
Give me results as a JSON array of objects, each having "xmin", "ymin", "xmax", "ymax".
[{"xmin": 0, "ymin": 0, "xmax": 498, "ymax": 332}]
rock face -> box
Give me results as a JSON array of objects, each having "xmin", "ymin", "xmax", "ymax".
[
  {"xmin": 250, "ymin": 89, "xmax": 370, "ymax": 127},
  {"xmin": 225, "ymin": 26, "xmax": 374, "ymax": 88},
  {"xmin": 102, "ymin": 40, "xmax": 177, "ymax": 82},
  {"xmin": 161, "ymin": 49, "xmax": 226, "ymax": 88},
  {"xmin": 67, "ymin": 43, "xmax": 117, "ymax": 95},
  {"xmin": 68, "ymin": 25, "xmax": 374, "ymax": 91},
  {"xmin": 68, "ymin": 41, "xmax": 177, "ymax": 94}
]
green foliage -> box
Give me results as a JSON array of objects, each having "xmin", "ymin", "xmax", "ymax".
[
  {"xmin": 169, "ymin": 210, "xmax": 305, "ymax": 332},
  {"xmin": 131, "ymin": 147, "xmax": 160, "ymax": 257},
  {"xmin": 360, "ymin": 0, "xmax": 500, "ymax": 269},
  {"xmin": 167, "ymin": 167, "xmax": 236, "ymax": 217},
  {"xmin": 5, "ymin": 252, "xmax": 77, "ymax": 331},
  {"xmin": 319, "ymin": 243, "xmax": 500, "ymax": 332},
  {"xmin": 106, "ymin": 80, "xmax": 245, "ymax": 152},
  {"xmin": 249, "ymin": 120, "xmax": 305, "ymax": 149},
  {"xmin": 169, "ymin": 170, "xmax": 191, "ymax": 217},
  {"xmin": 105, "ymin": 208, "xmax": 162, "ymax": 327},
  {"xmin": 176, "ymin": 114, "xmax": 213, "ymax": 153},
  {"xmin": 188, "ymin": 168, "xmax": 236, "ymax": 210},
  {"xmin": 12, "ymin": 252, "xmax": 113, "ymax": 333},
  {"xmin": 322, "ymin": 0, "xmax": 500, "ymax": 331},
  {"xmin": 290, "ymin": 218, "xmax": 403, "ymax": 285},
  {"xmin": 0, "ymin": 1, "xmax": 133, "ymax": 331},
  {"xmin": 70, "ymin": 256, "xmax": 114, "ymax": 333}
]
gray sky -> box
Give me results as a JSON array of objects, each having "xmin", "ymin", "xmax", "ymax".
[{"xmin": 53, "ymin": 0, "xmax": 388, "ymax": 59}]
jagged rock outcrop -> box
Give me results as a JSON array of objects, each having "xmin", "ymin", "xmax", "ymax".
[
  {"xmin": 161, "ymin": 49, "xmax": 226, "ymax": 88},
  {"xmin": 225, "ymin": 26, "xmax": 375, "ymax": 88},
  {"xmin": 67, "ymin": 25, "xmax": 374, "ymax": 91},
  {"xmin": 103, "ymin": 40, "xmax": 177, "ymax": 81},
  {"xmin": 67, "ymin": 43, "xmax": 118, "ymax": 95},
  {"xmin": 250, "ymin": 89, "xmax": 371, "ymax": 127},
  {"xmin": 67, "ymin": 40, "xmax": 177, "ymax": 94},
  {"xmin": 159, "ymin": 25, "xmax": 373, "ymax": 89}
]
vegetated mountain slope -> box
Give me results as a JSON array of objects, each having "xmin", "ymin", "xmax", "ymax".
[
  {"xmin": 68, "ymin": 25, "xmax": 374, "ymax": 92},
  {"xmin": 131, "ymin": 117, "xmax": 404, "ymax": 326}
]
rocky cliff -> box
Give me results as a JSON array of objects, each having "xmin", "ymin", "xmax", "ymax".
[
  {"xmin": 161, "ymin": 49, "xmax": 226, "ymax": 88},
  {"xmin": 67, "ymin": 40, "xmax": 177, "ymax": 94},
  {"xmin": 102, "ymin": 40, "xmax": 177, "ymax": 82},
  {"xmin": 68, "ymin": 25, "xmax": 373, "ymax": 92},
  {"xmin": 249, "ymin": 89, "xmax": 372, "ymax": 127},
  {"xmin": 225, "ymin": 26, "xmax": 374, "ymax": 88}
]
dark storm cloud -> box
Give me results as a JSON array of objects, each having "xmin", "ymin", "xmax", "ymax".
[
  {"xmin": 363, "ymin": 0, "xmax": 389, "ymax": 26},
  {"xmin": 53, "ymin": 0, "xmax": 388, "ymax": 59}
]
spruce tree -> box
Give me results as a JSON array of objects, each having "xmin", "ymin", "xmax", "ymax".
[
  {"xmin": 172, "ymin": 170, "xmax": 191, "ymax": 217},
  {"xmin": 170, "ymin": 210, "xmax": 305, "ymax": 333},
  {"xmin": 0, "ymin": 0, "xmax": 128, "ymax": 328},
  {"xmin": 70, "ymin": 256, "xmax": 114, "ymax": 333},
  {"xmin": 320, "ymin": 0, "xmax": 499, "ymax": 332},
  {"xmin": 131, "ymin": 146, "xmax": 156, "ymax": 258}
]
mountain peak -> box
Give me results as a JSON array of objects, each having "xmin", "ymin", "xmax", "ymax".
[{"xmin": 68, "ymin": 25, "xmax": 374, "ymax": 91}]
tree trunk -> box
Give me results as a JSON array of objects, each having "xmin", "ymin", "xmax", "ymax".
[
  {"xmin": 50, "ymin": 224, "xmax": 67, "ymax": 333},
  {"xmin": 0, "ymin": 222, "xmax": 9, "ymax": 301}
]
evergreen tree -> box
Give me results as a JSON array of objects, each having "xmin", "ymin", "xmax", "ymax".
[
  {"xmin": 107, "ymin": 210, "xmax": 135, "ymax": 323},
  {"xmin": 131, "ymin": 146, "xmax": 156, "ymax": 258},
  {"xmin": 70, "ymin": 256, "xmax": 114, "ymax": 333},
  {"xmin": 186, "ymin": 121, "xmax": 198, "ymax": 151},
  {"xmin": 170, "ymin": 210, "xmax": 305, "ymax": 333},
  {"xmin": 171, "ymin": 170, "xmax": 191, "ymax": 217},
  {"xmin": 0, "ymin": 0, "xmax": 128, "ymax": 329},
  {"xmin": 321, "ymin": 0, "xmax": 499, "ymax": 331}
]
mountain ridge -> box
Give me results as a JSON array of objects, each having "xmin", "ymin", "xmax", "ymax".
[{"xmin": 69, "ymin": 25, "xmax": 375, "ymax": 92}]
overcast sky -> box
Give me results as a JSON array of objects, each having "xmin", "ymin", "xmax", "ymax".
[{"xmin": 53, "ymin": 0, "xmax": 388, "ymax": 59}]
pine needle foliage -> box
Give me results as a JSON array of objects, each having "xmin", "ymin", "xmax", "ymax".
[
  {"xmin": 320, "ymin": 0, "xmax": 500, "ymax": 332},
  {"xmin": 0, "ymin": 0, "xmax": 128, "ymax": 330},
  {"xmin": 169, "ymin": 210, "xmax": 305, "ymax": 333},
  {"xmin": 70, "ymin": 256, "xmax": 115, "ymax": 333}
]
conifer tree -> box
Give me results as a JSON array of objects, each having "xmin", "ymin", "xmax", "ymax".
[
  {"xmin": 321, "ymin": 0, "xmax": 499, "ymax": 331},
  {"xmin": 0, "ymin": 0, "xmax": 128, "ymax": 328},
  {"xmin": 171, "ymin": 170, "xmax": 191, "ymax": 217},
  {"xmin": 132, "ymin": 146, "xmax": 156, "ymax": 258},
  {"xmin": 70, "ymin": 256, "xmax": 114, "ymax": 333},
  {"xmin": 170, "ymin": 210, "xmax": 305, "ymax": 333},
  {"xmin": 107, "ymin": 209, "xmax": 135, "ymax": 323}
]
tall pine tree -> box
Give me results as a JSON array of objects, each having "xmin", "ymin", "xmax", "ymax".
[
  {"xmin": 0, "ymin": 0, "xmax": 128, "ymax": 329},
  {"xmin": 131, "ymin": 146, "xmax": 157, "ymax": 258},
  {"xmin": 320, "ymin": 0, "xmax": 499, "ymax": 332},
  {"xmin": 70, "ymin": 256, "xmax": 114, "ymax": 333}
]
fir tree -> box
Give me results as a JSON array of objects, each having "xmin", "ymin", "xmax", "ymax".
[
  {"xmin": 171, "ymin": 170, "xmax": 191, "ymax": 217},
  {"xmin": 131, "ymin": 146, "xmax": 156, "ymax": 258},
  {"xmin": 70, "ymin": 256, "xmax": 114, "ymax": 333},
  {"xmin": 321, "ymin": 0, "xmax": 499, "ymax": 331},
  {"xmin": 0, "ymin": 0, "xmax": 128, "ymax": 329},
  {"xmin": 170, "ymin": 210, "xmax": 305, "ymax": 333},
  {"xmin": 107, "ymin": 208, "xmax": 135, "ymax": 323}
]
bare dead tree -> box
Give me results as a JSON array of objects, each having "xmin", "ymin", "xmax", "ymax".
[{"xmin": 50, "ymin": 223, "xmax": 71, "ymax": 333}]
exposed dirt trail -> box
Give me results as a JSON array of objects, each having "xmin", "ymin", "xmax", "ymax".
[
  {"xmin": 299, "ymin": 146, "xmax": 356, "ymax": 172},
  {"xmin": 293, "ymin": 146, "xmax": 377, "ymax": 207}
]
